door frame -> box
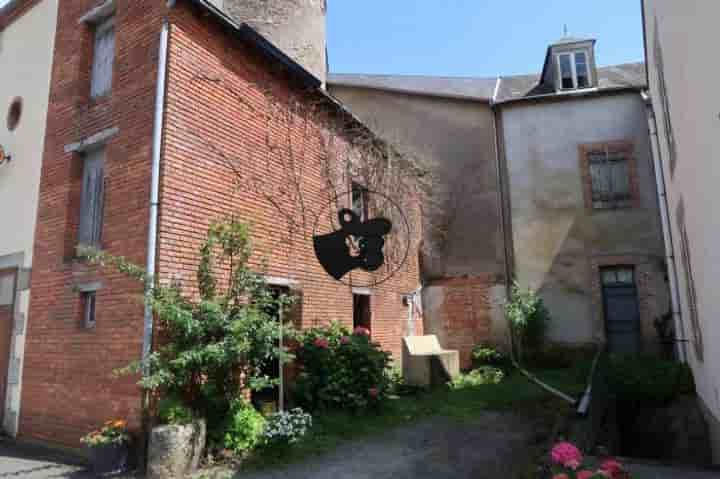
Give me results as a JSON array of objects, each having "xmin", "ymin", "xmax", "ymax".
[
  {"xmin": 600, "ymin": 266, "xmax": 642, "ymax": 353},
  {"xmin": 0, "ymin": 267, "xmax": 18, "ymax": 427}
]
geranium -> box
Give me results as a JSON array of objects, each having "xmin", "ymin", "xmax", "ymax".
[
  {"xmin": 368, "ymin": 387, "xmax": 379, "ymax": 398},
  {"xmin": 552, "ymin": 474, "xmax": 569, "ymax": 479},
  {"xmin": 577, "ymin": 471, "xmax": 594, "ymax": 479},
  {"xmin": 600, "ymin": 458, "xmax": 623, "ymax": 477},
  {"xmin": 313, "ymin": 337, "xmax": 329, "ymax": 349},
  {"xmin": 551, "ymin": 442, "xmax": 583, "ymax": 469},
  {"xmin": 353, "ymin": 326, "xmax": 370, "ymax": 337},
  {"xmin": 340, "ymin": 336, "xmax": 352, "ymax": 345}
]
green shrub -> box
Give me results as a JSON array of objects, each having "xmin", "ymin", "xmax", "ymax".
[
  {"xmin": 294, "ymin": 323, "xmax": 391, "ymax": 411},
  {"xmin": 504, "ymin": 282, "xmax": 550, "ymax": 359},
  {"xmin": 606, "ymin": 353, "xmax": 695, "ymax": 404},
  {"xmin": 158, "ymin": 395, "xmax": 194, "ymax": 425},
  {"xmin": 472, "ymin": 345, "xmax": 508, "ymax": 368},
  {"xmin": 448, "ymin": 366, "xmax": 505, "ymax": 390},
  {"xmin": 222, "ymin": 399, "xmax": 267, "ymax": 454}
]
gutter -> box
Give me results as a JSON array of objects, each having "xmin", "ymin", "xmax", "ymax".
[
  {"xmin": 143, "ymin": 21, "xmax": 170, "ymax": 369},
  {"xmin": 641, "ymin": 91, "xmax": 688, "ymax": 363}
]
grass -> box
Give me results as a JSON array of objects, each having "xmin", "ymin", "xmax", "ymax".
[{"xmin": 243, "ymin": 368, "xmax": 587, "ymax": 470}]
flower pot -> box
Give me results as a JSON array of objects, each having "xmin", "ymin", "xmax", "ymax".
[
  {"xmin": 86, "ymin": 441, "xmax": 129, "ymax": 476},
  {"xmin": 147, "ymin": 419, "xmax": 206, "ymax": 479}
]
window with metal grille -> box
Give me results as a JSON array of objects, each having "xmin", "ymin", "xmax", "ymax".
[
  {"xmin": 351, "ymin": 182, "xmax": 369, "ymax": 221},
  {"xmin": 78, "ymin": 148, "xmax": 105, "ymax": 247},
  {"xmin": 587, "ymin": 148, "xmax": 632, "ymax": 209},
  {"xmin": 82, "ymin": 291, "xmax": 97, "ymax": 329},
  {"xmin": 676, "ymin": 199, "xmax": 703, "ymax": 360},
  {"xmin": 90, "ymin": 16, "xmax": 115, "ymax": 98}
]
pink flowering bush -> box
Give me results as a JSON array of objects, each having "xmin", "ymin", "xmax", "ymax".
[
  {"xmin": 294, "ymin": 322, "xmax": 391, "ymax": 411},
  {"xmin": 550, "ymin": 442, "xmax": 632, "ymax": 479}
]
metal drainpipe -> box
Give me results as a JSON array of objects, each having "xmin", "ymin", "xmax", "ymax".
[
  {"xmin": 143, "ymin": 21, "xmax": 169, "ymax": 370},
  {"xmin": 641, "ymin": 91, "xmax": 688, "ymax": 363}
]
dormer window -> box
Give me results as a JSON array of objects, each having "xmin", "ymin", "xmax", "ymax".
[{"xmin": 557, "ymin": 50, "xmax": 591, "ymax": 90}]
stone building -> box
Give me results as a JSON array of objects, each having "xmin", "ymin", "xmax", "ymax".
[
  {"xmin": 331, "ymin": 37, "xmax": 669, "ymax": 361},
  {"xmin": 0, "ymin": 0, "xmax": 420, "ymax": 447}
]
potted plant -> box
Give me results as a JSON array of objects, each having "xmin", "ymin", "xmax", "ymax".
[{"xmin": 80, "ymin": 419, "xmax": 130, "ymax": 476}]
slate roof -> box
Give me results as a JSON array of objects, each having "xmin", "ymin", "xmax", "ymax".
[
  {"xmin": 329, "ymin": 63, "xmax": 645, "ymax": 105},
  {"xmin": 328, "ymin": 73, "xmax": 498, "ymax": 102},
  {"xmin": 495, "ymin": 62, "xmax": 647, "ymax": 103}
]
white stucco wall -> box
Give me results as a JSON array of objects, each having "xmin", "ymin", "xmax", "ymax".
[
  {"xmin": 644, "ymin": 0, "xmax": 720, "ymax": 463},
  {"xmin": 0, "ymin": 0, "xmax": 58, "ymax": 435},
  {"xmin": 501, "ymin": 93, "xmax": 665, "ymax": 345}
]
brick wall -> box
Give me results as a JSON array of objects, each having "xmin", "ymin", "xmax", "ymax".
[
  {"xmin": 21, "ymin": 0, "xmax": 166, "ymax": 447},
  {"xmin": 0, "ymin": 0, "xmax": 43, "ymax": 30},
  {"xmin": 423, "ymin": 275, "xmax": 501, "ymax": 369},
  {"xmin": 160, "ymin": 3, "xmax": 421, "ymax": 364}
]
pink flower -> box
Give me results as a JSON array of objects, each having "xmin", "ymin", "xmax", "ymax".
[
  {"xmin": 577, "ymin": 471, "xmax": 594, "ymax": 479},
  {"xmin": 600, "ymin": 459, "xmax": 623, "ymax": 477},
  {"xmin": 353, "ymin": 326, "xmax": 371, "ymax": 337},
  {"xmin": 313, "ymin": 337, "xmax": 329, "ymax": 349},
  {"xmin": 552, "ymin": 474, "xmax": 569, "ymax": 479},
  {"xmin": 550, "ymin": 442, "xmax": 583, "ymax": 468},
  {"xmin": 368, "ymin": 387, "xmax": 379, "ymax": 398},
  {"xmin": 340, "ymin": 336, "xmax": 352, "ymax": 345},
  {"xmin": 595, "ymin": 470, "xmax": 612, "ymax": 478},
  {"xmin": 565, "ymin": 459, "xmax": 581, "ymax": 470}
]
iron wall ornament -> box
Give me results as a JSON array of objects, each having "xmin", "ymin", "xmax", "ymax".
[
  {"xmin": 0, "ymin": 145, "xmax": 11, "ymax": 166},
  {"xmin": 312, "ymin": 190, "xmax": 411, "ymax": 288}
]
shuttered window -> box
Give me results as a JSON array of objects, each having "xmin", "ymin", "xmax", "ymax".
[
  {"xmin": 588, "ymin": 149, "xmax": 632, "ymax": 209},
  {"xmin": 676, "ymin": 199, "xmax": 703, "ymax": 361},
  {"xmin": 78, "ymin": 149, "xmax": 105, "ymax": 247},
  {"xmin": 90, "ymin": 16, "xmax": 115, "ymax": 98}
]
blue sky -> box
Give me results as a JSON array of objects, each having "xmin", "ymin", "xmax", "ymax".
[{"xmin": 328, "ymin": 0, "xmax": 644, "ymax": 78}]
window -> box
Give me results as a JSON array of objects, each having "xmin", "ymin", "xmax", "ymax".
[
  {"xmin": 6, "ymin": 97, "xmax": 22, "ymax": 132},
  {"xmin": 351, "ymin": 182, "xmax": 369, "ymax": 221},
  {"xmin": 676, "ymin": 199, "xmax": 703, "ymax": 360},
  {"xmin": 653, "ymin": 16, "xmax": 678, "ymax": 176},
  {"xmin": 581, "ymin": 142, "xmax": 636, "ymax": 210},
  {"xmin": 90, "ymin": 16, "xmax": 115, "ymax": 98},
  {"xmin": 601, "ymin": 267, "xmax": 634, "ymax": 286},
  {"xmin": 78, "ymin": 148, "xmax": 106, "ymax": 247},
  {"xmin": 82, "ymin": 291, "xmax": 97, "ymax": 329},
  {"xmin": 557, "ymin": 51, "xmax": 592, "ymax": 90}
]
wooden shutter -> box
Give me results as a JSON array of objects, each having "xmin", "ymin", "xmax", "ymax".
[
  {"xmin": 676, "ymin": 199, "xmax": 703, "ymax": 360},
  {"xmin": 78, "ymin": 149, "xmax": 106, "ymax": 247},
  {"xmin": 589, "ymin": 153, "xmax": 610, "ymax": 202},
  {"xmin": 91, "ymin": 17, "xmax": 115, "ymax": 98}
]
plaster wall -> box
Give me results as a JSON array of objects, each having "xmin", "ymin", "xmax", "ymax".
[
  {"xmin": 0, "ymin": 0, "xmax": 58, "ymax": 435},
  {"xmin": 500, "ymin": 93, "xmax": 666, "ymax": 346},
  {"xmin": 220, "ymin": 0, "xmax": 327, "ymax": 83},
  {"xmin": 328, "ymin": 86, "xmax": 504, "ymax": 280},
  {"xmin": 644, "ymin": 0, "xmax": 720, "ymax": 462},
  {"xmin": 329, "ymin": 86, "xmax": 508, "ymax": 362}
]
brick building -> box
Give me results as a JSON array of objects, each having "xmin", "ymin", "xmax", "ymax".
[{"xmin": 5, "ymin": 0, "xmax": 421, "ymax": 448}]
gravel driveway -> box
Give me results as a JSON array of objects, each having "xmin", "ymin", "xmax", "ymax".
[{"xmin": 203, "ymin": 412, "xmax": 541, "ymax": 479}]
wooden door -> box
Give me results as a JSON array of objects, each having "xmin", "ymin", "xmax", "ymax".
[{"xmin": 0, "ymin": 268, "xmax": 16, "ymax": 425}]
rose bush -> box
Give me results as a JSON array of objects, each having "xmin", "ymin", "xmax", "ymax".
[{"xmin": 294, "ymin": 322, "xmax": 391, "ymax": 411}]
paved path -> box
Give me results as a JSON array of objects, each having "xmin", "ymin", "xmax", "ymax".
[
  {"xmin": 208, "ymin": 413, "xmax": 541, "ymax": 479},
  {"xmin": 624, "ymin": 461, "xmax": 720, "ymax": 479},
  {"xmin": 0, "ymin": 440, "xmax": 90, "ymax": 478}
]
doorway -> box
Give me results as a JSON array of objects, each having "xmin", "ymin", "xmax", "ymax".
[
  {"xmin": 601, "ymin": 266, "xmax": 641, "ymax": 354},
  {"xmin": 0, "ymin": 268, "xmax": 17, "ymax": 426},
  {"xmin": 353, "ymin": 294, "xmax": 371, "ymax": 333}
]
